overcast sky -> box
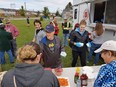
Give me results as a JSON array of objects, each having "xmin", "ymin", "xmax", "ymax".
[{"xmin": 0, "ymin": 0, "xmax": 73, "ymax": 12}]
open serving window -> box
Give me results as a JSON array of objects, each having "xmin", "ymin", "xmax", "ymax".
[{"xmin": 92, "ymin": 0, "xmax": 116, "ymax": 25}]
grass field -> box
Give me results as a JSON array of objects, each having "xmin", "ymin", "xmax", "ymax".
[{"xmin": 1, "ymin": 18, "xmax": 104, "ymax": 71}]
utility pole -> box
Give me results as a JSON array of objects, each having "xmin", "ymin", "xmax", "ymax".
[
  {"xmin": 24, "ymin": 2, "xmax": 27, "ymax": 16},
  {"xmin": 24, "ymin": 2, "xmax": 26, "ymax": 10}
]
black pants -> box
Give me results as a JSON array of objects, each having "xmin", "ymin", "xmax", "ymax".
[
  {"xmin": 72, "ymin": 50, "xmax": 86, "ymax": 67},
  {"xmin": 10, "ymin": 39, "xmax": 17, "ymax": 58}
]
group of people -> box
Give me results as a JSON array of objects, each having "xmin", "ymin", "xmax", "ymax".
[
  {"xmin": 0, "ymin": 18, "xmax": 19, "ymax": 64},
  {"xmin": 72, "ymin": 20, "xmax": 105, "ymax": 66},
  {"xmin": 32, "ymin": 18, "xmax": 66, "ymax": 69},
  {"xmin": 0, "ymin": 17, "xmax": 116, "ymax": 87}
]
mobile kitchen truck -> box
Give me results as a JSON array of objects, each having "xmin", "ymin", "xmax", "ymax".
[{"xmin": 73, "ymin": 0, "xmax": 116, "ymax": 41}]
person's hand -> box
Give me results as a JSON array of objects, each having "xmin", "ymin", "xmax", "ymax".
[
  {"xmin": 60, "ymin": 51, "xmax": 67, "ymax": 57},
  {"xmin": 6, "ymin": 29, "xmax": 11, "ymax": 32},
  {"xmin": 13, "ymin": 37, "xmax": 16, "ymax": 39},
  {"xmin": 32, "ymin": 38, "xmax": 35, "ymax": 42},
  {"xmin": 75, "ymin": 42, "xmax": 84, "ymax": 47},
  {"xmin": 86, "ymin": 42, "xmax": 91, "ymax": 47}
]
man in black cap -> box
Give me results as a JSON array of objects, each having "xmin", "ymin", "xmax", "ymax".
[{"xmin": 39, "ymin": 24, "xmax": 67, "ymax": 69}]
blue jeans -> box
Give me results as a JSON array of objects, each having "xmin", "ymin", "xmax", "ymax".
[
  {"xmin": 0, "ymin": 50, "xmax": 14, "ymax": 64},
  {"xmin": 63, "ymin": 34, "xmax": 69, "ymax": 46},
  {"xmin": 87, "ymin": 43, "xmax": 101, "ymax": 64}
]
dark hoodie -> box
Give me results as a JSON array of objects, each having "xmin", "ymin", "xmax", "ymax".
[
  {"xmin": 1, "ymin": 63, "xmax": 60, "ymax": 87},
  {"xmin": 40, "ymin": 36, "xmax": 65, "ymax": 68}
]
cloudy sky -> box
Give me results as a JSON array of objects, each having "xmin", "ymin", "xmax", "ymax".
[{"xmin": 0, "ymin": 0, "xmax": 73, "ymax": 12}]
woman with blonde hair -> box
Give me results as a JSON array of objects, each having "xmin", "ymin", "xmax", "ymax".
[
  {"xmin": 2, "ymin": 42, "xmax": 60, "ymax": 87},
  {"xmin": 87, "ymin": 22, "xmax": 105, "ymax": 65}
]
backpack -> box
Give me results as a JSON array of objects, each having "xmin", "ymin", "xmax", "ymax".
[{"xmin": 0, "ymin": 71, "xmax": 7, "ymax": 87}]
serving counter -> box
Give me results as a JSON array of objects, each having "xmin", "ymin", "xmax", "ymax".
[{"xmin": 53, "ymin": 66, "xmax": 101, "ymax": 87}]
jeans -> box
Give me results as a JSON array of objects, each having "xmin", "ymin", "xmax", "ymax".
[
  {"xmin": 87, "ymin": 43, "xmax": 101, "ymax": 64},
  {"xmin": 0, "ymin": 50, "xmax": 14, "ymax": 64},
  {"xmin": 63, "ymin": 34, "xmax": 69, "ymax": 46}
]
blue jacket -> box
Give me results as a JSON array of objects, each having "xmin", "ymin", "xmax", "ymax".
[{"xmin": 94, "ymin": 60, "xmax": 116, "ymax": 87}]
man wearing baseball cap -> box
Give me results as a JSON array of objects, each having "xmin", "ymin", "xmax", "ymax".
[
  {"xmin": 5, "ymin": 18, "xmax": 19, "ymax": 58},
  {"xmin": 94, "ymin": 40, "xmax": 116, "ymax": 87},
  {"xmin": 40, "ymin": 24, "xmax": 67, "ymax": 70}
]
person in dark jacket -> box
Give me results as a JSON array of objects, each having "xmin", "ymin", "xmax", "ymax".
[
  {"xmin": 26, "ymin": 16, "xmax": 30, "ymax": 27},
  {"xmin": 0, "ymin": 24, "xmax": 14, "ymax": 64},
  {"xmin": 1, "ymin": 42, "xmax": 60, "ymax": 87},
  {"xmin": 69, "ymin": 23, "xmax": 79, "ymax": 48},
  {"xmin": 62, "ymin": 18, "xmax": 72, "ymax": 46},
  {"xmin": 70, "ymin": 19, "xmax": 91, "ymax": 67},
  {"xmin": 40, "ymin": 24, "xmax": 66, "ymax": 68}
]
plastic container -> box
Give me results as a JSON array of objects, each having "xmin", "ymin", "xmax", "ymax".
[
  {"xmin": 76, "ymin": 78, "xmax": 81, "ymax": 87},
  {"xmin": 80, "ymin": 72, "xmax": 88, "ymax": 87}
]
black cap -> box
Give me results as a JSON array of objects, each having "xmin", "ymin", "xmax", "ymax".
[{"xmin": 45, "ymin": 24, "xmax": 55, "ymax": 33}]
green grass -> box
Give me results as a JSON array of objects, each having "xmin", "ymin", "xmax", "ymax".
[{"xmin": 1, "ymin": 19, "xmax": 104, "ymax": 71}]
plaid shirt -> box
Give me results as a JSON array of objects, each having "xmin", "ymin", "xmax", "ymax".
[
  {"xmin": 94, "ymin": 60, "xmax": 116, "ymax": 87},
  {"xmin": 5, "ymin": 24, "xmax": 19, "ymax": 38}
]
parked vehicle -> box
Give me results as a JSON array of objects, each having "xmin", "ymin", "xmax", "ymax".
[{"xmin": 73, "ymin": 0, "xmax": 116, "ymax": 41}]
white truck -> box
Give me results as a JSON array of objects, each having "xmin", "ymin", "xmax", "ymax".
[{"xmin": 73, "ymin": 0, "xmax": 116, "ymax": 41}]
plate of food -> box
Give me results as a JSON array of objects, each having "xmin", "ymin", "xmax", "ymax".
[{"xmin": 57, "ymin": 77, "xmax": 70, "ymax": 87}]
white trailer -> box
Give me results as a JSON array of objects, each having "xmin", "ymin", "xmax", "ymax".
[{"xmin": 73, "ymin": 0, "xmax": 116, "ymax": 41}]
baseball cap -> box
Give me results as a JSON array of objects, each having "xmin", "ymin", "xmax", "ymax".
[
  {"xmin": 94, "ymin": 40, "xmax": 116, "ymax": 53},
  {"xmin": 5, "ymin": 19, "xmax": 11, "ymax": 24},
  {"xmin": 45, "ymin": 24, "xmax": 55, "ymax": 33}
]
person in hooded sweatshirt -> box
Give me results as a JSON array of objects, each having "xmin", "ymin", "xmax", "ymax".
[{"xmin": 1, "ymin": 42, "xmax": 60, "ymax": 87}]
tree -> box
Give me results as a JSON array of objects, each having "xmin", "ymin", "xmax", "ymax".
[
  {"xmin": 37, "ymin": 11, "xmax": 40, "ymax": 17},
  {"xmin": 42, "ymin": 7, "xmax": 50, "ymax": 18},
  {"xmin": 65, "ymin": 2, "xmax": 73, "ymax": 11},
  {"xmin": 19, "ymin": 6, "xmax": 25, "ymax": 16},
  {"xmin": 55, "ymin": 10, "xmax": 61, "ymax": 16},
  {"xmin": 40, "ymin": 16, "xmax": 43, "ymax": 21}
]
